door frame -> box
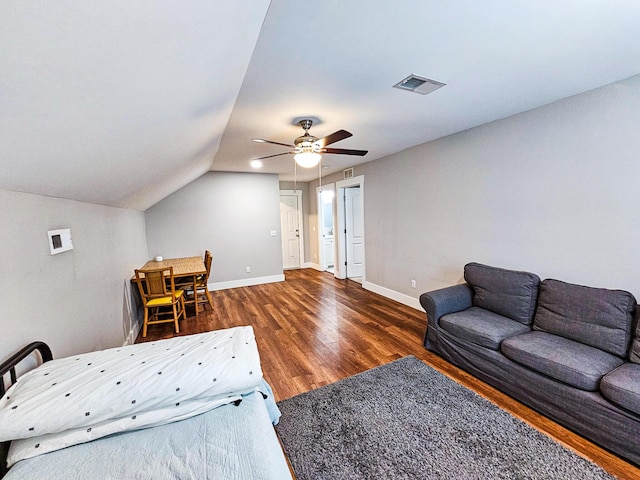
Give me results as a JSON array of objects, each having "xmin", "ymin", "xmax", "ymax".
[
  {"xmin": 334, "ymin": 175, "xmax": 365, "ymax": 281},
  {"xmin": 279, "ymin": 189, "xmax": 304, "ymax": 269}
]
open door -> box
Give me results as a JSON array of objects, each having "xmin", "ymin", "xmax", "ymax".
[
  {"xmin": 335, "ymin": 175, "xmax": 365, "ymax": 282},
  {"xmin": 317, "ymin": 185, "xmax": 335, "ymax": 272},
  {"xmin": 344, "ymin": 185, "xmax": 363, "ymax": 279}
]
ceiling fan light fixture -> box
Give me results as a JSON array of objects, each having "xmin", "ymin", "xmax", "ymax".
[
  {"xmin": 294, "ymin": 151, "xmax": 321, "ymax": 168},
  {"xmin": 252, "ymin": 118, "xmax": 367, "ymax": 168}
]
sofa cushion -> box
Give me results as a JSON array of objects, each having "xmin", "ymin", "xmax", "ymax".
[
  {"xmin": 464, "ymin": 263, "xmax": 540, "ymax": 326},
  {"xmin": 601, "ymin": 363, "xmax": 640, "ymax": 416},
  {"xmin": 533, "ymin": 279, "xmax": 636, "ymax": 357},
  {"xmin": 440, "ymin": 307, "xmax": 531, "ymax": 350},
  {"xmin": 501, "ymin": 331, "xmax": 625, "ymax": 391}
]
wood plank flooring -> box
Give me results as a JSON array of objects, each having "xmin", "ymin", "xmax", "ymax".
[{"xmin": 137, "ymin": 268, "xmax": 640, "ymax": 479}]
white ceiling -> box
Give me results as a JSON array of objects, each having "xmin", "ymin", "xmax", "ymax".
[{"xmin": 2, "ymin": 1, "xmax": 640, "ymax": 210}]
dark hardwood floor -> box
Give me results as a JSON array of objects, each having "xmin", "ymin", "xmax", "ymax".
[{"xmin": 137, "ymin": 268, "xmax": 640, "ymax": 479}]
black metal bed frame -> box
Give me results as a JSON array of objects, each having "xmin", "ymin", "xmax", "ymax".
[
  {"xmin": 0, "ymin": 342, "xmax": 52, "ymax": 396},
  {"xmin": 0, "ymin": 342, "xmax": 52, "ymax": 478}
]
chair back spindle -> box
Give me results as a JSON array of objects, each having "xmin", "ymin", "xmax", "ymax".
[{"xmin": 204, "ymin": 250, "xmax": 213, "ymax": 280}]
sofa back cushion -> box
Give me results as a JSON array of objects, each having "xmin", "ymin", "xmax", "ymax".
[
  {"xmin": 629, "ymin": 311, "xmax": 640, "ymax": 363},
  {"xmin": 533, "ymin": 279, "xmax": 636, "ymax": 357},
  {"xmin": 463, "ymin": 263, "xmax": 540, "ymax": 325}
]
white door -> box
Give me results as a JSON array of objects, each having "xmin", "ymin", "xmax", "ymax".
[
  {"xmin": 345, "ymin": 186, "xmax": 363, "ymax": 278},
  {"xmin": 280, "ymin": 194, "xmax": 301, "ymax": 269}
]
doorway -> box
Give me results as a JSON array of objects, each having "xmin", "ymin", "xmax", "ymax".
[
  {"xmin": 335, "ymin": 175, "xmax": 365, "ymax": 282},
  {"xmin": 279, "ymin": 190, "xmax": 304, "ymax": 269},
  {"xmin": 317, "ymin": 185, "xmax": 335, "ymax": 272}
]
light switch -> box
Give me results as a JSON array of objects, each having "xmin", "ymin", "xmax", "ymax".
[{"xmin": 48, "ymin": 228, "xmax": 73, "ymax": 255}]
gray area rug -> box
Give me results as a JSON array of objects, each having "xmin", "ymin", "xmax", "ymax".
[{"xmin": 276, "ymin": 356, "xmax": 614, "ymax": 480}]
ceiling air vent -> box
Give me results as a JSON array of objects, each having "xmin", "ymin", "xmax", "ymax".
[{"xmin": 393, "ymin": 74, "xmax": 446, "ymax": 95}]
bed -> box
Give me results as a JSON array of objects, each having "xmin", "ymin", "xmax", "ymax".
[{"xmin": 0, "ymin": 326, "xmax": 292, "ymax": 479}]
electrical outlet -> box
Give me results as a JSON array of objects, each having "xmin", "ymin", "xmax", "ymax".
[
  {"xmin": 411, "ymin": 279, "xmax": 416, "ymax": 288},
  {"xmin": 245, "ymin": 266, "xmax": 251, "ymax": 273}
]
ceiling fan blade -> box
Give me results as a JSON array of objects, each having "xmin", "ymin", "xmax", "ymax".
[
  {"xmin": 252, "ymin": 138, "xmax": 296, "ymax": 148},
  {"xmin": 252, "ymin": 152, "xmax": 295, "ymax": 160},
  {"xmin": 321, "ymin": 147, "xmax": 368, "ymax": 156},
  {"xmin": 316, "ymin": 130, "xmax": 352, "ymax": 147}
]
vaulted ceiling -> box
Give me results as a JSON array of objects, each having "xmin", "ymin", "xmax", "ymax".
[{"xmin": 2, "ymin": 1, "xmax": 640, "ymax": 210}]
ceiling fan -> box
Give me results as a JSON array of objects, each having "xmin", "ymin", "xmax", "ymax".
[{"xmin": 252, "ymin": 119, "xmax": 368, "ymax": 168}]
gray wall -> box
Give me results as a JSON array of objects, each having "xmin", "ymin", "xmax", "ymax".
[
  {"xmin": 5, "ymin": 74, "xmax": 638, "ymax": 363},
  {"xmin": 145, "ymin": 172, "xmax": 283, "ymax": 286},
  {"xmin": 0, "ymin": 189, "xmax": 148, "ymax": 360},
  {"xmin": 358, "ymin": 74, "xmax": 640, "ymax": 300}
]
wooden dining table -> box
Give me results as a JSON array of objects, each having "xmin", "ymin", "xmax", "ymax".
[{"xmin": 135, "ymin": 256, "xmax": 207, "ymax": 314}]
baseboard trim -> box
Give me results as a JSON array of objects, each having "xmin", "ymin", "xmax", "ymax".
[
  {"xmin": 209, "ymin": 274, "xmax": 285, "ymax": 291},
  {"xmin": 363, "ymin": 281, "xmax": 423, "ymax": 311}
]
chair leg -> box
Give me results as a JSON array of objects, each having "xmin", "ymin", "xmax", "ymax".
[
  {"xmin": 179, "ymin": 295, "xmax": 186, "ymax": 320},
  {"xmin": 142, "ymin": 308, "xmax": 149, "ymax": 338},
  {"xmin": 193, "ymin": 276, "xmax": 200, "ymax": 316},
  {"xmin": 172, "ymin": 303, "xmax": 180, "ymax": 334},
  {"xmin": 204, "ymin": 289, "xmax": 214, "ymax": 310}
]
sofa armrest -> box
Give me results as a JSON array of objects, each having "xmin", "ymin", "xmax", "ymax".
[{"xmin": 420, "ymin": 284, "xmax": 473, "ymax": 327}]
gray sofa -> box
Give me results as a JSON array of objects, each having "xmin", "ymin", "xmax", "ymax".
[{"xmin": 420, "ymin": 262, "xmax": 640, "ymax": 466}]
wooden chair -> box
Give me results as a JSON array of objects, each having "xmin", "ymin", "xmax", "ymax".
[
  {"xmin": 174, "ymin": 251, "xmax": 207, "ymax": 290},
  {"xmin": 134, "ymin": 266, "xmax": 186, "ymax": 337},
  {"xmin": 184, "ymin": 250, "xmax": 214, "ymax": 313}
]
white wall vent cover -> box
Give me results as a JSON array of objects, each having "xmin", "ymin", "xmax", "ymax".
[
  {"xmin": 393, "ymin": 74, "xmax": 446, "ymax": 95},
  {"xmin": 343, "ymin": 167, "xmax": 354, "ymax": 179}
]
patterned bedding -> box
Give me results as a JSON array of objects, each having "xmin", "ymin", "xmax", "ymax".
[{"xmin": 0, "ymin": 327, "xmax": 272, "ymax": 469}]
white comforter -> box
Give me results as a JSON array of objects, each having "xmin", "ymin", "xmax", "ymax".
[{"xmin": 0, "ymin": 326, "xmax": 262, "ymax": 466}]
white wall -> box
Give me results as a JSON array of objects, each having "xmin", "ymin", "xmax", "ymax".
[
  {"xmin": 145, "ymin": 172, "xmax": 283, "ymax": 288},
  {"xmin": 0, "ymin": 189, "xmax": 148, "ymax": 360},
  {"xmin": 360, "ymin": 74, "xmax": 640, "ymax": 301}
]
